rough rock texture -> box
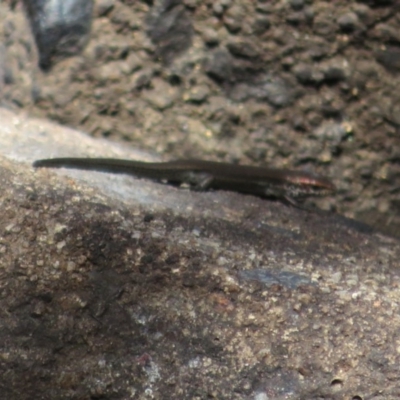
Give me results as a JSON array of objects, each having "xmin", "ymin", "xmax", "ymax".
[
  {"xmin": 22, "ymin": 0, "xmax": 94, "ymax": 70},
  {"xmin": 1, "ymin": 107, "xmax": 400, "ymax": 399},
  {"xmin": 2, "ymin": 0, "xmax": 400, "ymax": 236}
]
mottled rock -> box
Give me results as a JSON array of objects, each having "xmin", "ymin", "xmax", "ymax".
[
  {"xmin": 293, "ymin": 63, "xmax": 324, "ymax": 85},
  {"xmin": 95, "ymin": 0, "xmax": 115, "ymax": 17},
  {"xmin": 0, "ymin": 108, "xmax": 400, "ymax": 399},
  {"xmin": 146, "ymin": 0, "xmax": 193, "ymax": 64},
  {"xmin": 204, "ymin": 49, "xmax": 234, "ymax": 82},
  {"xmin": 223, "ymin": 4, "xmax": 243, "ymax": 33},
  {"xmin": 142, "ymin": 78, "xmax": 178, "ymax": 110},
  {"xmin": 252, "ymin": 17, "xmax": 271, "ymax": 35},
  {"xmin": 227, "ymin": 39, "xmax": 260, "ymax": 59},
  {"xmin": 376, "ymin": 46, "xmax": 400, "ymax": 71},
  {"xmin": 230, "ymin": 75, "xmax": 295, "ymax": 107},
  {"xmin": 321, "ymin": 62, "xmax": 348, "ymax": 83},
  {"xmin": 337, "ymin": 11, "xmax": 359, "ymax": 32},
  {"xmin": 200, "ymin": 27, "xmax": 220, "ymax": 46},
  {"xmin": 22, "ymin": 0, "xmax": 94, "ymax": 70},
  {"xmin": 183, "ymin": 84, "xmax": 210, "ymax": 103},
  {"xmin": 312, "ymin": 121, "xmax": 352, "ymax": 148}
]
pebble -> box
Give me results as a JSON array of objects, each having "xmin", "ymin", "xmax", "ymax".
[
  {"xmin": 227, "ymin": 39, "xmax": 260, "ymax": 59},
  {"xmin": 223, "ymin": 5, "xmax": 243, "ymax": 33},
  {"xmin": 200, "ymin": 27, "xmax": 220, "ymax": 46},
  {"xmin": 288, "ymin": 0, "xmax": 304, "ymax": 11},
  {"xmin": 376, "ymin": 46, "xmax": 400, "ymax": 71},
  {"xmin": 293, "ymin": 63, "xmax": 324, "ymax": 85},
  {"xmin": 183, "ymin": 85, "xmax": 210, "ymax": 104},
  {"xmin": 142, "ymin": 78, "xmax": 177, "ymax": 110},
  {"xmin": 230, "ymin": 76, "xmax": 294, "ymax": 107},
  {"xmin": 205, "ymin": 49, "xmax": 233, "ymax": 82},
  {"xmin": 252, "ymin": 17, "xmax": 271, "ymax": 35}
]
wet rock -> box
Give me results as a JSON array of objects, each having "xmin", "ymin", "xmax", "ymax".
[
  {"xmin": 0, "ymin": 44, "xmax": 6, "ymax": 96},
  {"xmin": 321, "ymin": 61, "xmax": 348, "ymax": 83},
  {"xmin": 371, "ymin": 23, "xmax": 400, "ymax": 43},
  {"xmin": 212, "ymin": 0, "xmax": 231, "ymax": 16},
  {"xmin": 22, "ymin": 0, "xmax": 94, "ymax": 70},
  {"xmin": 200, "ymin": 27, "xmax": 220, "ymax": 46},
  {"xmin": 312, "ymin": 121, "xmax": 352, "ymax": 148}
]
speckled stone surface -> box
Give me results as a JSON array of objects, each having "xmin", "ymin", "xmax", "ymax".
[
  {"xmin": 1, "ymin": 108, "xmax": 400, "ymax": 399},
  {"xmin": 3, "ymin": 1, "xmax": 400, "ymax": 237}
]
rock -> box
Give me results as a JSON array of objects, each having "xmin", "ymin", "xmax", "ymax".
[
  {"xmin": 183, "ymin": 84, "xmax": 210, "ymax": 103},
  {"xmin": 146, "ymin": 0, "xmax": 193, "ymax": 64},
  {"xmin": 376, "ymin": 46, "xmax": 400, "ymax": 71},
  {"xmin": 204, "ymin": 48, "xmax": 234, "ymax": 82},
  {"xmin": 1, "ymin": 107, "xmax": 400, "ymax": 399},
  {"xmin": 252, "ymin": 17, "xmax": 271, "ymax": 35},
  {"xmin": 233, "ymin": 75, "xmax": 295, "ymax": 107},
  {"xmin": 227, "ymin": 39, "xmax": 260, "ymax": 59},
  {"xmin": 337, "ymin": 11, "xmax": 359, "ymax": 32},
  {"xmin": 223, "ymin": 4, "xmax": 244, "ymax": 33},
  {"xmin": 95, "ymin": 0, "xmax": 115, "ymax": 17},
  {"xmin": 0, "ymin": 109, "xmax": 400, "ymax": 400},
  {"xmin": 142, "ymin": 78, "xmax": 178, "ymax": 110},
  {"xmin": 22, "ymin": 0, "xmax": 94, "ymax": 70}
]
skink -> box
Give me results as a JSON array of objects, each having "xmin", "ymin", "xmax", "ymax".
[{"xmin": 33, "ymin": 157, "xmax": 335, "ymax": 200}]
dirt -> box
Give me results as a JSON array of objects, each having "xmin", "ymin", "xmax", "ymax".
[{"xmin": 1, "ymin": 0, "xmax": 400, "ymax": 237}]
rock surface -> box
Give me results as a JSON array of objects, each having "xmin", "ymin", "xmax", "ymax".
[
  {"xmin": 22, "ymin": 0, "xmax": 94, "ymax": 70},
  {"xmin": 2, "ymin": 0, "xmax": 400, "ymax": 236},
  {"xmin": 1, "ymin": 107, "xmax": 400, "ymax": 399}
]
